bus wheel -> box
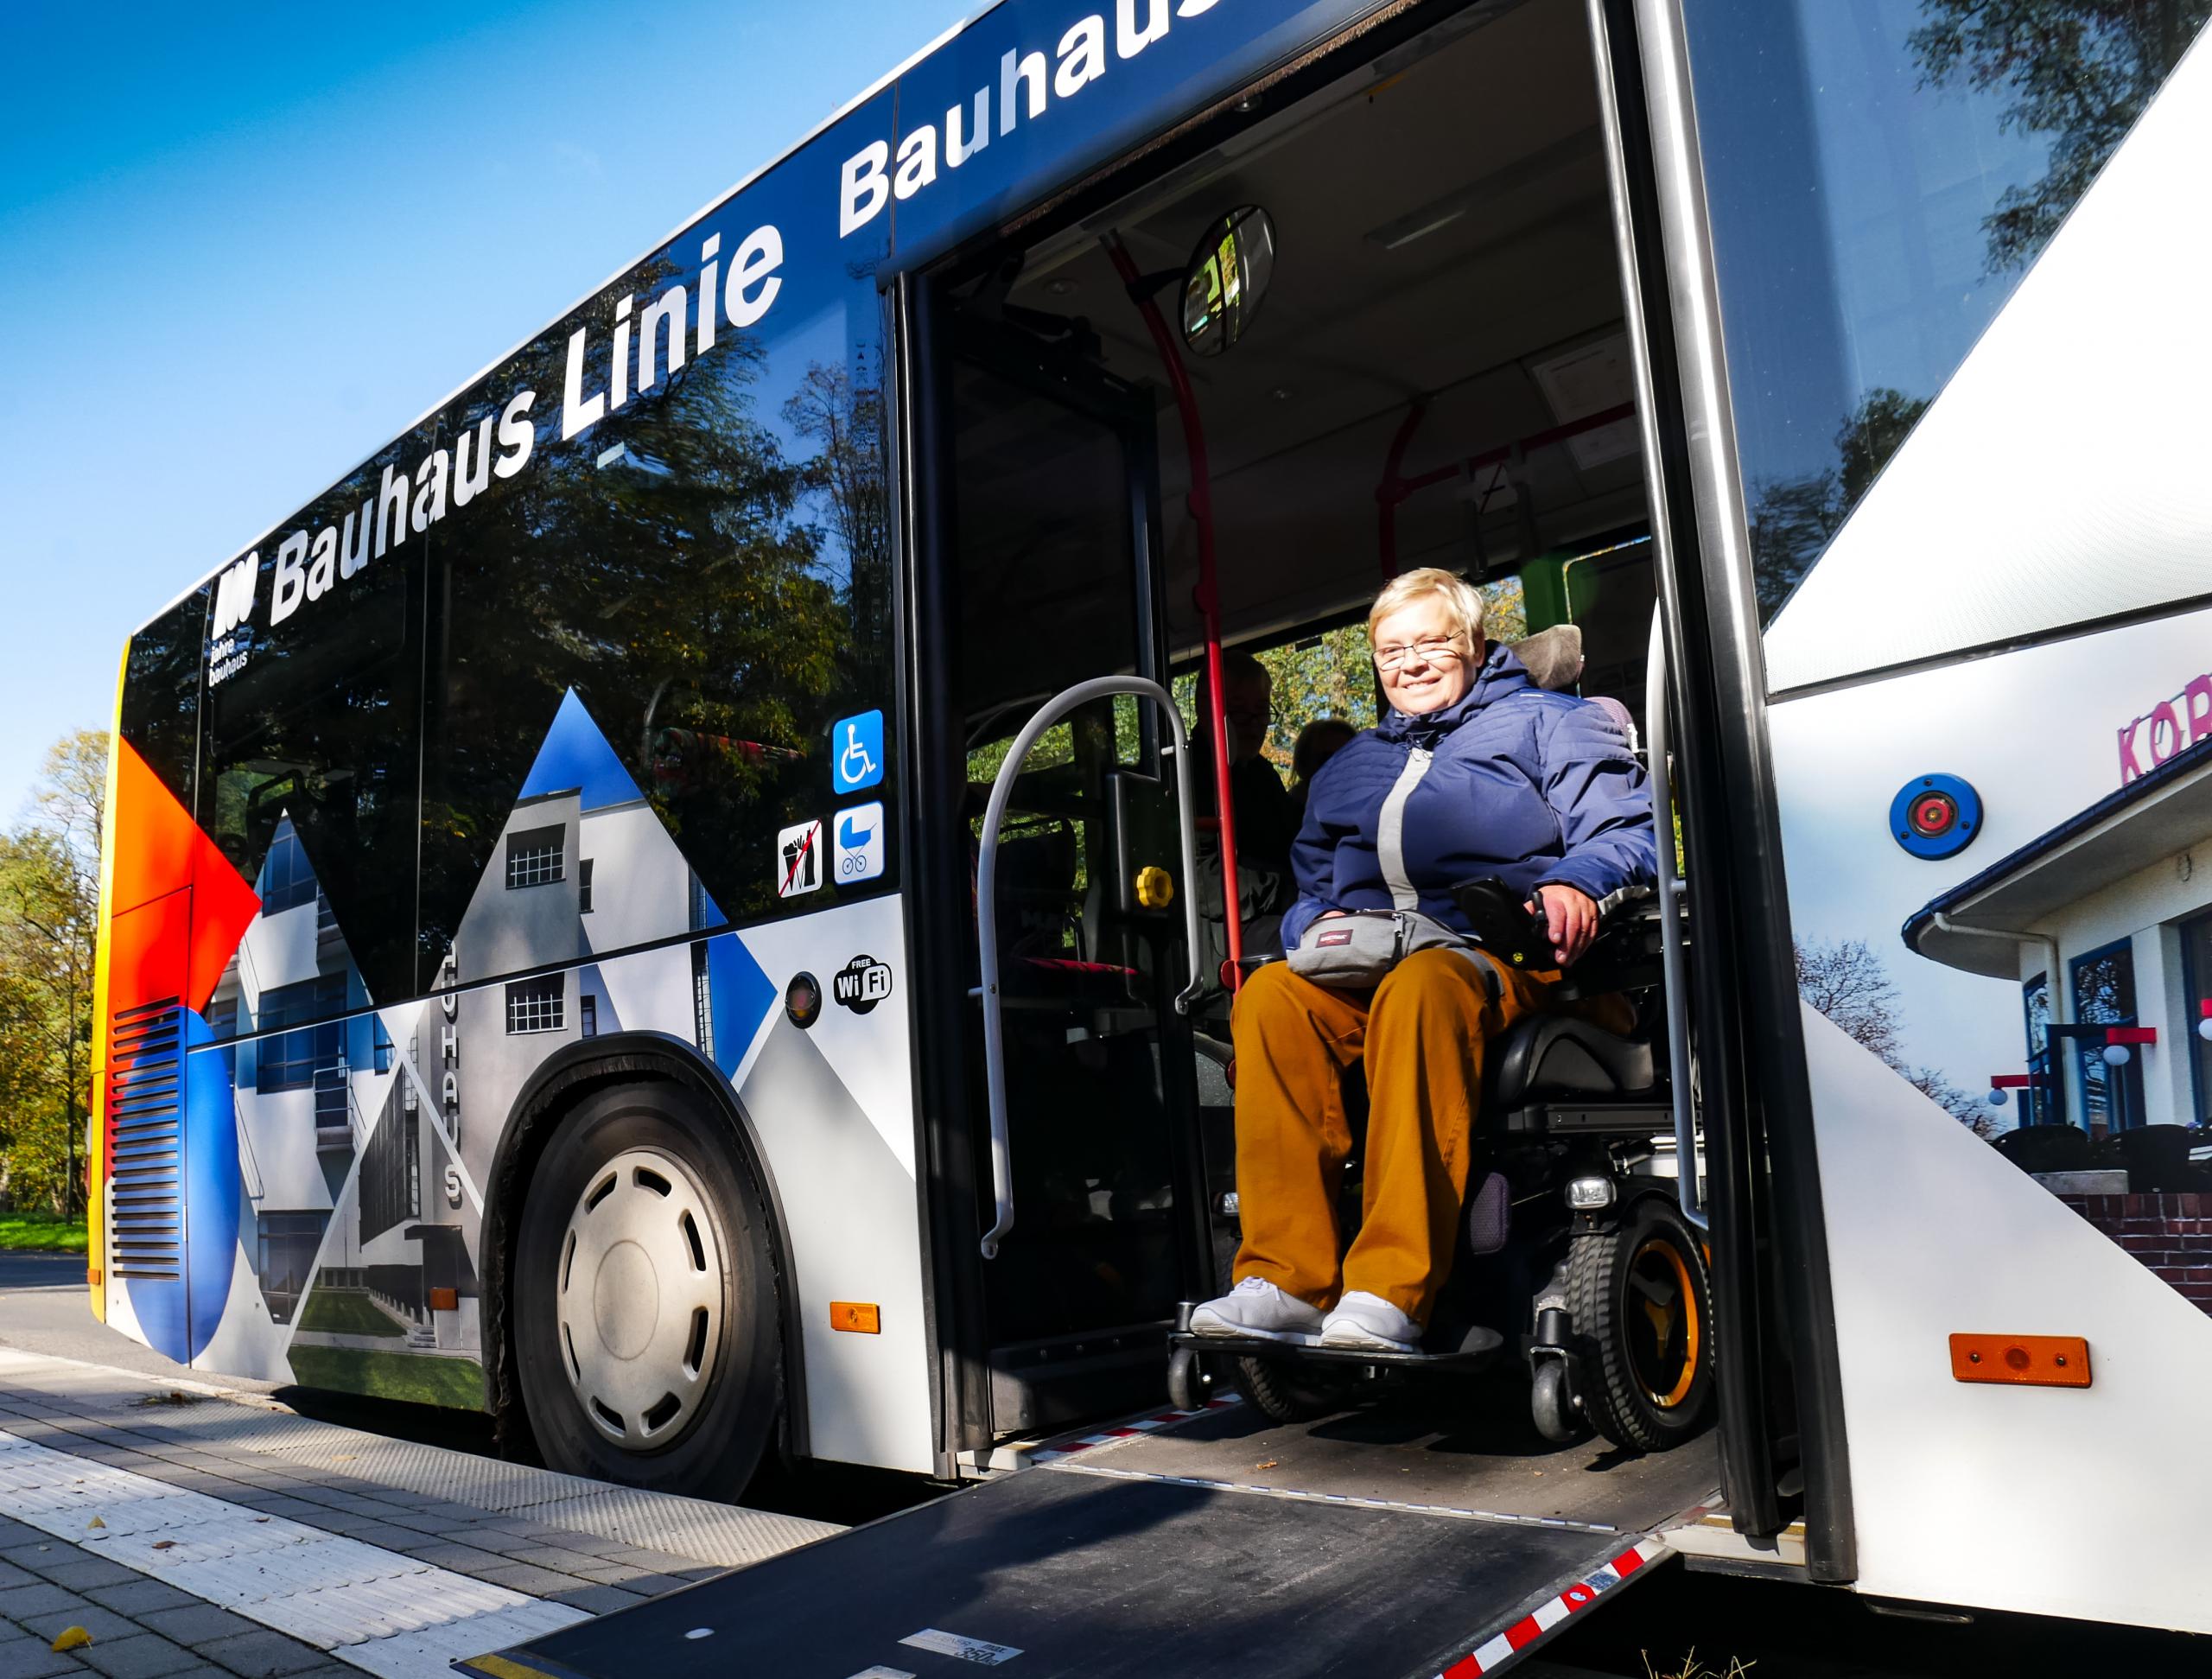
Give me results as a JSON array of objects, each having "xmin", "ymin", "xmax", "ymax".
[
  {"xmin": 1565, "ymin": 1198, "xmax": 1712, "ymax": 1453},
  {"xmin": 513, "ymin": 1082, "xmax": 781, "ymax": 1502}
]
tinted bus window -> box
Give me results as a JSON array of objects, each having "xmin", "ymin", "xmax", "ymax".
[
  {"xmin": 118, "ymin": 591, "xmax": 207, "ymax": 817},
  {"xmin": 417, "ymin": 121, "xmax": 896, "ymax": 986},
  {"xmin": 1682, "ymin": 0, "xmax": 2212, "ymax": 637},
  {"xmin": 199, "ymin": 434, "xmax": 429, "ymax": 1007}
]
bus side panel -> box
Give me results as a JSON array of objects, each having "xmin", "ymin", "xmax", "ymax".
[{"xmin": 1749, "ymin": 27, "xmax": 2212, "ymax": 1631}]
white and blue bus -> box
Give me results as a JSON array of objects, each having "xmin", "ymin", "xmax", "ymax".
[{"xmin": 93, "ymin": 0, "xmax": 2212, "ymax": 1664}]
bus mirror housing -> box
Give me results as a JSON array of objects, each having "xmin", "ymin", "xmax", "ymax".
[{"xmin": 1179, "ymin": 206, "xmax": 1276, "ymax": 357}]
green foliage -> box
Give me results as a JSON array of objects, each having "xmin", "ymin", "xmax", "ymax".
[
  {"xmin": 0, "ymin": 730, "xmax": 106, "ymax": 1217},
  {"xmin": 284, "ymin": 1345, "xmax": 488, "ymax": 1410},
  {"xmin": 295, "ymin": 1288, "xmax": 409, "ymax": 1338},
  {"xmin": 0, "ymin": 1215, "xmax": 88, "ymax": 1252}
]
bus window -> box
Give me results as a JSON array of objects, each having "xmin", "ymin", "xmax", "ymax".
[
  {"xmin": 199, "ymin": 436, "xmax": 427, "ymax": 1008},
  {"xmin": 416, "ymin": 241, "xmax": 896, "ymax": 982},
  {"xmin": 1684, "ymin": 0, "xmax": 2212, "ymax": 667},
  {"xmin": 118, "ymin": 589, "xmax": 207, "ymax": 820}
]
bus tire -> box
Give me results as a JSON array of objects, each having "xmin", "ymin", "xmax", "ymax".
[
  {"xmin": 1565, "ymin": 1197, "xmax": 1712, "ymax": 1453},
  {"xmin": 512, "ymin": 1080, "xmax": 781, "ymax": 1502}
]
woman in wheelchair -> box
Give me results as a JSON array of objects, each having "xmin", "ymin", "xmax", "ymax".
[{"xmin": 1190, "ymin": 568, "xmax": 1658, "ymax": 1354}]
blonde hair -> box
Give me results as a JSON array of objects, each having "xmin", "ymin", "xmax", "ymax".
[{"xmin": 1367, "ymin": 566, "xmax": 1487, "ymax": 650}]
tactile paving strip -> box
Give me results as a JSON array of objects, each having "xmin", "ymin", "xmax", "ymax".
[
  {"xmin": 0, "ymin": 1427, "xmax": 584, "ymax": 1676},
  {"xmin": 0, "ymin": 1352, "xmax": 836, "ymax": 1568}
]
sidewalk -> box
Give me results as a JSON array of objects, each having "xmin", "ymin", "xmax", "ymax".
[{"xmin": 0, "ymin": 1350, "xmax": 838, "ymax": 1679}]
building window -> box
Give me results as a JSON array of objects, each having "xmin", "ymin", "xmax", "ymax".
[
  {"xmin": 2183, "ymin": 914, "xmax": 2212, "ymax": 1126},
  {"xmin": 255, "ymin": 973, "xmax": 346, "ymax": 1093},
  {"xmin": 580, "ymin": 994, "xmax": 598, "ymax": 1039},
  {"xmin": 505, "ymin": 825, "xmax": 565, "ymax": 889},
  {"xmin": 579, "ymin": 857, "xmax": 594, "ymax": 913},
  {"xmin": 2071, "ymin": 940, "xmax": 2144, "ymax": 1135},
  {"xmin": 505, "ymin": 976, "xmax": 564, "ymax": 1034},
  {"xmin": 258, "ymin": 825, "xmax": 319, "ymax": 915},
  {"xmin": 2020, "ymin": 972, "xmax": 2061, "ymax": 1129}
]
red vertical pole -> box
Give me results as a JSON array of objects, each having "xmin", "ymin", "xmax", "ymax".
[{"xmin": 1103, "ymin": 235, "xmax": 1243, "ymax": 988}]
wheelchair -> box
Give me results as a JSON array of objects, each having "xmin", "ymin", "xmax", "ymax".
[{"xmin": 1165, "ymin": 887, "xmax": 1713, "ymax": 1455}]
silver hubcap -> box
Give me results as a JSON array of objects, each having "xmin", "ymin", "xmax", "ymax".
[{"xmin": 556, "ymin": 1148, "xmax": 725, "ymax": 1449}]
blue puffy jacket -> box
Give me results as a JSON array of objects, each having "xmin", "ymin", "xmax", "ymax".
[{"xmin": 1280, "ymin": 641, "xmax": 1656, "ymax": 951}]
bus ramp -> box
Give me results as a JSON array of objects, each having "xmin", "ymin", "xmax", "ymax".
[{"xmin": 456, "ymin": 1390, "xmax": 1717, "ymax": 1679}]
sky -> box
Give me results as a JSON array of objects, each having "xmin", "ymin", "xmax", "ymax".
[{"xmin": 0, "ymin": 0, "xmax": 958, "ymax": 825}]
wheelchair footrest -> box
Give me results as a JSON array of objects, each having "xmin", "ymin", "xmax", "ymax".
[{"xmin": 1170, "ymin": 1326, "xmax": 1503, "ymax": 1371}]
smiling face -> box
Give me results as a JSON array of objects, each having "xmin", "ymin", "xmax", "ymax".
[{"xmin": 1372, "ymin": 594, "xmax": 1478, "ymax": 715}]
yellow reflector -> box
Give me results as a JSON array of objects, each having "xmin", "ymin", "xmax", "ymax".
[
  {"xmin": 1135, "ymin": 865, "xmax": 1174, "ymax": 909},
  {"xmin": 830, "ymin": 1301, "xmax": 881, "ymax": 1334}
]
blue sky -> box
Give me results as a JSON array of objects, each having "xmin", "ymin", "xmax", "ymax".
[{"xmin": 0, "ymin": 0, "xmax": 955, "ymax": 824}]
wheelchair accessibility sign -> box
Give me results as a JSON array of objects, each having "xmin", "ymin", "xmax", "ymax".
[
  {"xmin": 832, "ymin": 709, "xmax": 884, "ymax": 794},
  {"xmin": 835, "ymin": 801, "xmax": 885, "ymax": 883}
]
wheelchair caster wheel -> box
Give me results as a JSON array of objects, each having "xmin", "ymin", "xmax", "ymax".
[
  {"xmin": 1531, "ymin": 1358, "xmax": 1586, "ymax": 1444},
  {"xmin": 1167, "ymin": 1345, "xmax": 1212, "ymax": 1412}
]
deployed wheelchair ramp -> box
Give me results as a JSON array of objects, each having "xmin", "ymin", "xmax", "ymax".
[{"xmin": 457, "ymin": 1389, "xmax": 1717, "ymax": 1679}]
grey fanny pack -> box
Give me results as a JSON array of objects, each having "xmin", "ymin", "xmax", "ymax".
[
  {"xmin": 1286, "ymin": 906, "xmax": 1496, "ymax": 994},
  {"xmin": 1281, "ymin": 737, "xmax": 1525, "ymax": 995}
]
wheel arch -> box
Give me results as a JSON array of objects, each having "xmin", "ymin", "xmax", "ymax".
[{"xmin": 479, "ymin": 1029, "xmax": 808, "ymax": 1463}]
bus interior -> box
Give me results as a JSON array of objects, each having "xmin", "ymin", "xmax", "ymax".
[{"xmin": 919, "ymin": 0, "xmax": 1700, "ymax": 1473}]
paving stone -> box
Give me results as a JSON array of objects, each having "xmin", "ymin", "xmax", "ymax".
[
  {"xmin": 133, "ymin": 1608, "xmax": 257, "ymax": 1652},
  {"xmin": 0, "ymin": 1552, "xmax": 66, "ymax": 1579},
  {"xmin": 0, "ymin": 1631, "xmax": 88, "ymax": 1679},
  {"xmin": 613, "ymin": 1572, "xmax": 695, "ymax": 1598},
  {"xmin": 545, "ymin": 1583, "xmax": 650, "ymax": 1614},
  {"xmin": 32, "ymin": 1563, "xmax": 137, "ymax": 1596},
  {"xmin": 186, "ymin": 1631, "xmax": 324, "ymax": 1679},
  {"xmin": 0, "ymin": 1564, "xmax": 40, "ymax": 1591},
  {"xmin": 17, "ymin": 1608, "xmax": 137, "ymax": 1646},
  {"xmin": 326, "ymin": 1523, "xmax": 416, "ymax": 1551},
  {"xmin": 0, "ymin": 1585, "xmax": 90, "ymax": 1622},
  {"xmin": 79, "ymin": 1583, "xmax": 195, "ymax": 1619},
  {"xmin": 73, "ymin": 1634, "xmax": 202, "ymax": 1679},
  {"xmin": 471, "ymin": 1561, "xmax": 592, "ymax": 1596}
]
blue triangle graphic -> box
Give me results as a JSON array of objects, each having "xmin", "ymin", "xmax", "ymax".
[{"xmin": 519, "ymin": 690, "xmax": 645, "ymax": 812}]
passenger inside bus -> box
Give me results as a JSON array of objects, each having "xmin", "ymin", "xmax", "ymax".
[
  {"xmin": 937, "ymin": 0, "xmax": 1705, "ymax": 1445},
  {"xmin": 1190, "ymin": 568, "xmax": 1656, "ymax": 1352}
]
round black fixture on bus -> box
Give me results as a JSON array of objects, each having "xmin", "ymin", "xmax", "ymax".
[
  {"xmin": 785, "ymin": 971, "xmax": 822, "ymax": 1028},
  {"xmin": 1888, "ymin": 773, "xmax": 1982, "ymax": 861},
  {"xmin": 1180, "ymin": 205, "xmax": 1276, "ymax": 358}
]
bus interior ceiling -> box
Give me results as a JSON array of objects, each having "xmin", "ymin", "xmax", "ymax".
[{"xmin": 972, "ymin": 0, "xmax": 1654, "ymax": 706}]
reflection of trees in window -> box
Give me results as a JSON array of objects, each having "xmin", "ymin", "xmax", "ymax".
[
  {"xmin": 1750, "ymin": 388, "xmax": 1929, "ymax": 620},
  {"xmin": 1798, "ymin": 936, "xmax": 1993, "ymax": 1129},
  {"xmin": 118, "ymin": 593, "xmax": 207, "ymax": 815},
  {"xmin": 420, "ymin": 252, "xmax": 892, "ymax": 964},
  {"xmin": 1912, "ymin": 0, "xmax": 2212, "ymax": 274}
]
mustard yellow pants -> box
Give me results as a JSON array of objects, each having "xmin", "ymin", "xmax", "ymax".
[{"xmin": 1230, "ymin": 948, "xmax": 1557, "ymax": 1326}]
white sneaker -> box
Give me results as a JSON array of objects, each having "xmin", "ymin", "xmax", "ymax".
[
  {"xmin": 1319, "ymin": 1291, "xmax": 1422, "ymax": 1353},
  {"xmin": 1189, "ymin": 1277, "xmax": 1325, "ymax": 1343}
]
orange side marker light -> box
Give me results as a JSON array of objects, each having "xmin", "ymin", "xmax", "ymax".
[
  {"xmin": 830, "ymin": 1301, "xmax": 881, "ymax": 1334},
  {"xmin": 1948, "ymin": 1333, "xmax": 2090, "ymax": 1389}
]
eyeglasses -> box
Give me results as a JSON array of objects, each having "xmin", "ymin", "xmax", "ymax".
[{"xmin": 1373, "ymin": 635, "xmax": 1464, "ymax": 671}]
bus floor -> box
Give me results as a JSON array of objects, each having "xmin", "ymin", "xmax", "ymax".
[{"xmin": 461, "ymin": 1375, "xmax": 1721, "ymax": 1679}]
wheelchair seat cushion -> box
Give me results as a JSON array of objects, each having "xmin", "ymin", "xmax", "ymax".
[{"xmin": 1490, "ymin": 1013, "xmax": 1655, "ymax": 1106}]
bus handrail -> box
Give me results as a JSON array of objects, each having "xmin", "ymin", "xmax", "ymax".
[
  {"xmin": 976, "ymin": 676, "xmax": 1205, "ymax": 1261},
  {"xmin": 1646, "ymin": 607, "xmax": 1707, "ymax": 1232}
]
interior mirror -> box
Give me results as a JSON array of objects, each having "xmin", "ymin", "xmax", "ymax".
[{"xmin": 1179, "ymin": 206, "xmax": 1275, "ymax": 357}]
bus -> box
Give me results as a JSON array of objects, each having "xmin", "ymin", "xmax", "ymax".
[{"xmin": 93, "ymin": 0, "xmax": 2212, "ymax": 1667}]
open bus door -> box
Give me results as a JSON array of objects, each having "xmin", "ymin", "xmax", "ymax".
[{"xmin": 900, "ymin": 281, "xmax": 1223, "ymax": 1456}]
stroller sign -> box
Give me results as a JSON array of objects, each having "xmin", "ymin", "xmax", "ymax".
[{"xmin": 833, "ymin": 709, "xmax": 884, "ymax": 792}]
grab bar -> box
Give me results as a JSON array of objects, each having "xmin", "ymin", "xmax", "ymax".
[
  {"xmin": 976, "ymin": 677, "xmax": 1206, "ymax": 1259},
  {"xmin": 1646, "ymin": 607, "xmax": 1707, "ymax": 1231}
]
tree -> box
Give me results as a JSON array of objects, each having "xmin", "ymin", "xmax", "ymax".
[
  {"xmin": 1796, "ymin": 934, "xmax": 1994, "ymax": 1135},
  {"xmin": 0, "ymin": 730, "xmax": 108, "ymax": 1215},
  {"xmin": 1749, "ymin": 388, "xmax": 1929, "ymax": 619},
  {"xmin": 1911, "ymin": 0, "xmax": 2212, "ymax": 273}
]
